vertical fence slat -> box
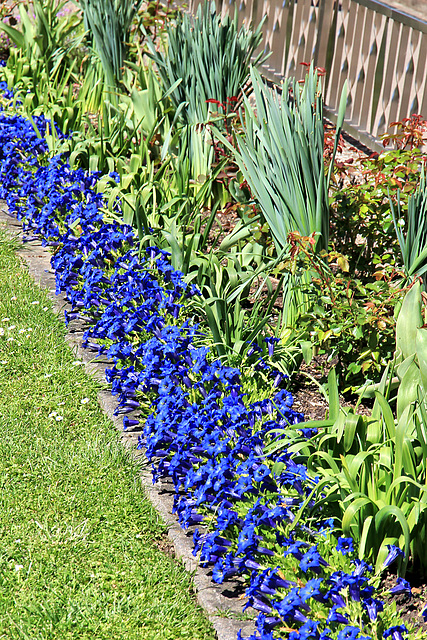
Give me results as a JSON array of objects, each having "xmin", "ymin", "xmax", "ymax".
[
  {"xmin": 348, "ymin": 5, "xmax": 372, "ymax": 129},
  {"xmin": 372, "ymin": 19, "xmax": 402, "ymax": 136},
  {"xmin": 315, "ymin": 0, "xmax": 337, "ymax": 71},
  {"xmin": 358, "ymin": 11, "xmax": 387, "ymax": 133},
  {"xmin": 413, "ymin": 35, "xmax": 427, "ymax": 118},
  {"xmin": 325, "ymin": 0, "xmax": 351, "ymax": 116},
  {"xmin": 262, "ymin": 0, "xmax": 291, "ymax": 76}
]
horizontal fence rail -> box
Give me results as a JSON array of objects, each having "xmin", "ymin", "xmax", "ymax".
[{"xmin": 189, "ymin": 0, "xmax": 427, "ymax": 149}]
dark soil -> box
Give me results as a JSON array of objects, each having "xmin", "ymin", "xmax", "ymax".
[
  {"xmin": 289, "ymin": 353, "xmax": 374, "ymax": 421},
  {"xmin": 381, "ymin": 573, "xmax": 427, "ymax": 634}
]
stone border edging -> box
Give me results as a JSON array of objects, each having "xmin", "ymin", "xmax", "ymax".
[{"xmin": 0, "ymin": 204, "xmax": 257, "ymax": 640}]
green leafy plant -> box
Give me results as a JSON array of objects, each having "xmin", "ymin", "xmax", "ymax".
[
  {"xmin": 143, "ymin": 0, "xmax": 264, "ymax": 181},
  {"xmin": 189, "ymin": 254, "xmax": 274, "ymax": 361},
  {"xmin": 267, "ymin": 282, "xmax": 427, "ymax": 579},
  {"xmin": 330, "ymin": 116, "xmax": 427, "ymax": 279},
  {"xmin": 3, "ymin": 52, "xmax": 84, "ymax": 139},
  {"xmin": 228, "ymin": 65, "xmax": 347, "ymax": 254},
  {"xmin": 79, "ymin": 0, "xmax": 143, "ymax": 96},
  {"xmin": 102, "ymin": 142, "xmax": 286, "ymax": 362},
  {"xmin": 283, "ymin": 231, "xmax": 405, "ymax": 393},
  {"xmin": 63, "ymin": 98, "xmax": 156, "ymax": 174},
  {"xmin": 124, "ymin": 60, "xmax": 174, "ymax": 143},
  {"xmin": 144, "ymin": 0, "xmax": 264, "ymax": 127},
  {"xmin": 390, "ymin": 168, "xmax": 427, "ymax": 286},
  {"xmin": 0, "ymin": 0, "xmax": 81, "ymax": 73}
]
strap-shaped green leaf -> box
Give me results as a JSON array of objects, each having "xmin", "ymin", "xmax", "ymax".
[
  {"xmin": 342, "ymin": 496, "xmax": 377, "ymax": 536},
  {"xmin": 374, "ymin": 391, "xmax": 396, "ymax": 440},
  {"xmin": 359, "ymin": 515, "xmax": 375, "ymax": 560},
  {"xmin": 416, "ymin": 328, "xmax": 427, "ymax": 393},
  {"xmin": 375, "ymin": 505, "xmax": 410, "ymax": 575},
  {"xmin": 396, "ymin": 281, "xmax": 423, "ymax": 361},
  {"xmin": 343, "ymin": 413, "xmax": 362, "ymax": 453},
  {"xmin": 396, "ymin": 359, "xmax": 420, "ymax": 420},
  {"xmin": 394, "ymin": 404, "xmax": 415, "ymax": 483}
]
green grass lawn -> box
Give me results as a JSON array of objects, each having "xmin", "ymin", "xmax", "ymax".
[{"xmin": 0, "ymin": 229, "xmax": 214, "ymax": 639}]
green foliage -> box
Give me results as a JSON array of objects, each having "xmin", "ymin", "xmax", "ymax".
[
  {"xmin": 79, "ymin": 0, "xmax": 143, "ymax": 90},
  {"xmin": 269, "ymin": 283, "xmax": 427, "ymax": 579},
  {"xmin": 390, "ymin": 168, "xmax": 427, "ymax": 285},
  {"xmin": 187, "ymin": 247, "xmax": 287, "ymax": 361},
  {"xmin": 331, "ymin": 143, "xmax": 426, "ymax": 279},
  {"xmin": 103, "ymin": 151, "xmax": 223, "ymax": 245},
  {"xmin": 103, "ymin": 148, "xmax": 285, "ymax": 362},
  {"xmin": 64, "ymin": 99, "xmax": 153, "ymax": 173},
  {"xmin": 229, "ymin": 65, "xmax": 346, "ymax": 254},
  {"xmin": 0, "ymin": 0, "xmax": 81, "ymax": 73},
  {"xmin": 125, "ymin": 60, "xmax": 174, "ymax": 143},
  {"xmin": 0, "ymin": 2, "xmax": 84, "ymax": 133},
  {"xmin": 143, "ymin": 0, "xmax": 264, "ymax": 181},
  {"xmin": 3, "ymin": 51, "xmax": 85, "ymax": 140},
  {"xmin": 144, "ymin": 0, "xmax": 264, "ymax": 127},
  {"xmin": 284, "ymin": 232, "xmax": 404, "ymax": 393}
]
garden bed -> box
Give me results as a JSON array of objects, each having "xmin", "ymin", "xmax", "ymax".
[
  {"xmin": 0, "ymin": 106, "xmax": 425, "ymax": 640},
  {"xmin": 1, "ymin": 2, "xmax": 427, "ymax": 639}
]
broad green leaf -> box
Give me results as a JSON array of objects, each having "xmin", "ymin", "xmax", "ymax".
[
  {"xmin": 342, "ymin": 496, "xmax": 377, "ymax": 536},
  {"xmin": 374, "ymin": 391, "xmax": 396, "ymax": 439},
  {"xmin": 416, "ymin": 327, "xmax": 427, "ymax": 392},
  {"xmin": 396, "ymin": 282, "xmax": 422, "ymax": 361},
  {"xmin": 308, "ymin": 450, "xmax": 341, "ymax": 476},
  {"xmin": 344, "ymin": 413, "xmax": 362, "ymax": 452},
  {"xmin": 327, "ymin": 368, "xmax": 340, "ymax": 421},
  {"xmin": 396, "ymin": 360, "xmax": 420, "ymax": 419},
  {"xmin": 0, "ymin": 23, "xmax": 26, "ymax": 49},
  {"xmin": 334, "ymin": 411, "xmax": 346, "ymax": 445},
  {"xmin": 396, "ymin": 354, "xmax": 416, "ymax": 381},
  {"xmin": 366, "ymin": 417, "xmax": 382, "ymax": 446},
  {"xmin": 394, "ymin": 405, "xmax": 415, "ymax": 482},
  {"xmin": 359, "ymin": 515, "xmax": 375, "ymax": 560},
  {"xmin": 375, "ymin": 505, "xmax": 410, "ymax": 575}
]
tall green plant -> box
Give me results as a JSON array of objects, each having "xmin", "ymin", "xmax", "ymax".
[
  {"xmin": 79, "ymin": 0, "xmax": 143, "ymax": 90},
  {"xmin": 229, "ymin": 66, "xmax": 347, "ymax": 254},
  {"xmin": 143, "ymin": 0, "xmax": 264, "ymax": 180},
  {"xmin": 144, "ymin": 0, "xmax": 264, "ymax": 126},
  {"xmin": 0, "ymin": 0, "xmax": 81, "ymax": 73},
  {"xmin": 390, "ymin": 167, "xmax": 427, "ymax": 286}
]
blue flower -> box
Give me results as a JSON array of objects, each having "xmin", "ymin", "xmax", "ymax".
[
  {"xmin": 299, "ymin": 578, "xmax": 323, "ymax": 602},
  {"xmin": 362, "ymin": 597, "xmax": 384, "ymax": 621},
  {"xmin": 383, "ymin": 545, "xmax": 404, "ymax": 569},
  {"xmin": 289, "ymin": 620, "xmax": 319, "ymax": 639},
  {"xmin": 336, "ymin": 536, "xmax": 354, "ymax": 555},
  {"xmin": 389, "ymin": 577, "xmax": 411, "ymax": 596},
  {"xmin": 383, "ymin": 626, "xmax": 408, "ymax": 640},
  {"xmin": 299, "ymin": 545, "xmax": 327, "ymax": 573},
  {"xmin": 326, "ymin": 604, "xmax": 349, "ymax": 624},
  {"xmin": 337, "ymin": 627, "xmax": 362, "ymax": 640}
]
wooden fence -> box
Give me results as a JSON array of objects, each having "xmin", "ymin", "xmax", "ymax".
[{"xmin": 189, "ymin": 0, "xmax": 427, "ymax": 149}]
